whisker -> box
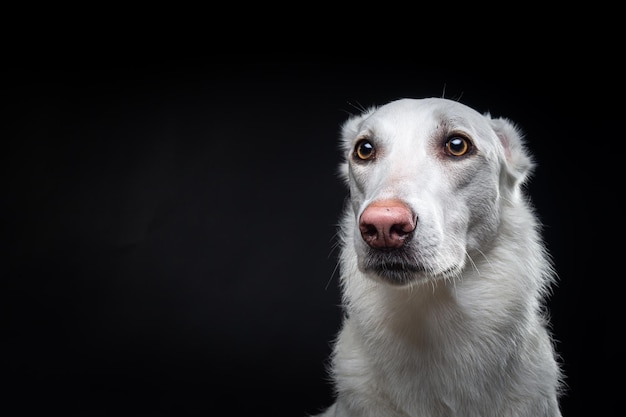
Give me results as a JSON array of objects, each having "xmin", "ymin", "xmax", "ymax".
[
  {"xmin": 342, "ymin": 100, "xmax": 368, "ymax": 117},
  {"xmin": 325, "ymin": 261, "xmax": 341, "ymax": 291},
  {"xmin": 325, "ymin": 227, "xmax": 343, "ymax": 290},
  {"xmin": 465, "ymin": 250, "xmax": 480, "ymax": 275},
  {"xmin": 474, "ymin": 248, "xmax": 495, "ymax": 273}
]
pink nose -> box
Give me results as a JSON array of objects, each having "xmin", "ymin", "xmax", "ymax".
[{"xmin": 359, "ymin": 200, "xmax": 416, "ymax": 249}]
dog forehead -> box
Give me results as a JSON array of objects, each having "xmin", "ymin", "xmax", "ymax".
[{"xmin": 362, "ymin": 98, "xmax": 489, "ymax": 137}]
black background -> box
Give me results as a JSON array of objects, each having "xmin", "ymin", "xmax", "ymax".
[{"xmin": 2, "ymin": 53, "xmax": 614, "ymax": 416}]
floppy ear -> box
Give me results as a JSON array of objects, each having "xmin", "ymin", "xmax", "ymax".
[{"xmin": 488, "ymin": 116, "xmax": 535, "ymax": 191}]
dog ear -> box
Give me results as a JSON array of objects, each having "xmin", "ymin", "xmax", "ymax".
[{"xmin": 488, "ymin": 116, "xmax": 535, "ymax": 191}]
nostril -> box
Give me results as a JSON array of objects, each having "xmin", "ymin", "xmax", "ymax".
[
  {"xmin": 358, "ymin": 200, "xmax": 416, "ymax": 249},
  {"xmin": 390, "ymin": 222, "xmax": 413, "ymax": 238},
  {"xmin": 360, "ymin": 223, "xmax": 378, "ymax": 238}
]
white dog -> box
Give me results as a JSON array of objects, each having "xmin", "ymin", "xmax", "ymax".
[{"xmin": 313, "ymin": 98, "xmax": 563, "ymax": 417}]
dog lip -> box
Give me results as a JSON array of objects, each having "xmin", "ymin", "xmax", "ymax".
[
  {"xmin": 366, "ymin": 262, "xmax": 426, "ymax": 286},
  {"xmin": 360, "ymin": 247, "xmax": 431, "ymax": 285},
  {"xmin": 365, "ymin": 254, "xmax": 422, "ymax": 270},
  {"xmin": 362, "ymin": 247, "xmax": 419, "ymax": 268},
  {"xmin": 375, "ymin": 262, "xmax": 422, "ymax": 272}
]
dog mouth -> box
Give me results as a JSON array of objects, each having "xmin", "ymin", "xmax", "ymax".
[
  {"xmin": 362, "ymin": 249, "xmax": 427, "ymax": 286},
  {"xmin": 370, "ymin": 263, "xmax": 425, "ymax": 286}
]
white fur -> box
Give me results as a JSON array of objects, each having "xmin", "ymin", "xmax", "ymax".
[{"xmin": 313, "ymin": 98, "xmax": 563, "ymax": 417}]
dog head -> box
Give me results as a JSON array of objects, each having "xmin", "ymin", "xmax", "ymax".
[{"xmin": 338, "ymin": 98, "xmax": 534, "ymax": 286}]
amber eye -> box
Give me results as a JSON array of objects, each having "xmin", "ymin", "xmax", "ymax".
[
  {"xmin": 354, "ymin": 139, "xmax": 376, "ymax": 160},
  {"xmin": 445, "ymin": 135, "xmax": 472, "ymax": 157}
]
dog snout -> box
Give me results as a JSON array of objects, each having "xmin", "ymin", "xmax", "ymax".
[{"xmin": 359, "ymin": 200, "xmax": 416, "ymax": 250}]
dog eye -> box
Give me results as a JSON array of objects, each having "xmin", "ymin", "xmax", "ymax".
[
  {"xmin": 445, "ymin": 136, "xmax": 472, "ymax": 157},
  {"xmin": 354, "ymin": 139, "xmax": 376, "ymax": 161}
]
